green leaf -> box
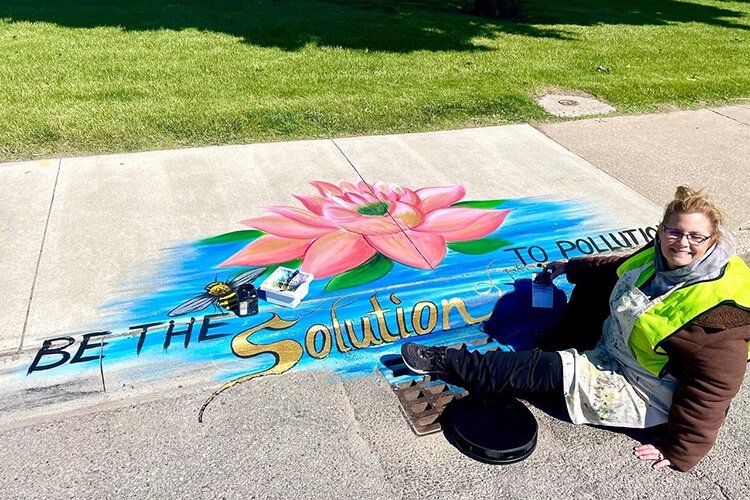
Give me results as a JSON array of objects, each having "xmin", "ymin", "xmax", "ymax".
[
  {"xmin": 451, "ymin": 199, "xmax": 507, "ymax": 209},
  {"xmin": 324, "ymin": 254, "xmax": 394, "ymax": 292},
  {"xmin": 447, "ymin": 238, "xmax": 511, "ymax": 255},
  {"xmin": 200, "ymin": 230, "xmax": 263, "ymax": 245}
]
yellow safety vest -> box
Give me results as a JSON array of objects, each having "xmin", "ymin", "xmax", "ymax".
[{"xmin": 616, "ymin": 246, "xmax": 750, "ymax": 377}]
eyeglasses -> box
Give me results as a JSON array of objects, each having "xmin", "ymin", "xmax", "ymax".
[{"xmin": 661, "ymin": 227, "xmax": 713, "ymax": 245}]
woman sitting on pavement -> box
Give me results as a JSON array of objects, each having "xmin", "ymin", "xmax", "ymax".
[{"xmin": 401, "ymin": 186, "xmax": 750, "ymax": 472}]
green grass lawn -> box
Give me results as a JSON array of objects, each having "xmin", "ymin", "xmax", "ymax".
[{"xmin": 1, "ymin": 0, "xmax": 749, "ymax": 161}]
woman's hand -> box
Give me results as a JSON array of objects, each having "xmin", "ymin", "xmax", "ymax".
[
  {"xmin": 546, "ymin": 260, "xmax": 567, "ymax": 279},
  {"xmin": 634, "ymin": 444, "xmax": 671, "ymax": 470}
]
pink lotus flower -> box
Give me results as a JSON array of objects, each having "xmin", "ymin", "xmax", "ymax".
[{"xmin": 221, "ymin": 181, "xmax": 509, "ymax": 278}]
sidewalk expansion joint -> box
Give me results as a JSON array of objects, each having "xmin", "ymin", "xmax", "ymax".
[
  {"xmin": 709, "ymin": 108, "xmax": 750, "ymax": 127},
  {"xmin": 98, "ymin": 337, "xmax": 107, "ymax": 393},
  {"xmin": 330, "ymin": 138, "xmax": 434, "ymax": 271},
  {"xmin": 18, "ymin": 158, "xmax": 62, "ymax": 352}
]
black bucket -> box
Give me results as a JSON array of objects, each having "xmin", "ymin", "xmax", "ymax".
[{"xmin": 444, "ymin": 395, "xmax": 537, "ymax": 464}]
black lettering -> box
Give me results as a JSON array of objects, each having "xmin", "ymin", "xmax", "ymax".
[
  {"xmin": 27, "ymin": 336, "xmax": 75, "ymax": 374},
  {"xmin": 613, "ymin": 231, "xmax": 632, "ymax": 247},
  {"xmin": 503, "ymin": 246, "xmax": 528, "ymax": 265},
  {"xmin": 645, "ymin": 226, "xmax": 657, "ymax": 239},
  {"xmin": 527, "ymin": 245, "xmax": 548, "ymax": 263},
  {"xmin": 575, "ymin": 238, "xmax": 594, "ymax": 255},
  {"xmin": 129, "ymin": 321, "xmax": 165, "ymax": 356},
  {"xmin": 622, "ymin": 228, "xmax": 639, "ymax": 245},
  {"xmin": 587, "ymin": 237, "xmax": 606, "ymax": 253},
  {"xmin": 198, "ymin": 314, "xmax": 230, "ymax": 342},
  {"xmin": 71, "ymin": 332, "xmax": 110, "ymax": 364},
  {"xmin": 638, "ymin": 227, "xmax": 650, "ymax": 243},
  {"xmin": 164, "ymin": 319, "xmax": 195, "ymax": 350},
  {"xmin": 599, "ymin": 234, "xmax": 620, "ymax": 251},
  {"xmin": 137, "ymin": 330, "xmax": 146, "ymax": 356},
  {"xmin": 555, "ymin": 240, "xmax": 576, "ymax": 259}
]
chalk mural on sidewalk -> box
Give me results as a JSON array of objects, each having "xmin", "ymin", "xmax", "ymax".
[{"xmin": 22, "ymin": 179, "xmax": 658, "ymax": 417}]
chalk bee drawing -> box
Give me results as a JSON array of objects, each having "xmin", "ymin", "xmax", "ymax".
[{"xmin": 167, "ymin": 267, "xmax": 267, "ymax": 317}]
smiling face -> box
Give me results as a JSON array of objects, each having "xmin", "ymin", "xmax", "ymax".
[{"xmin": 659, "ymin": 212, "xmax": 716, "ymax": 269}]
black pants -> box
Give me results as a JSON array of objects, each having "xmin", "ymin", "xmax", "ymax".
[{"xmin": 445, "ymin": 348, "xmax": 563, "ymax": 397}]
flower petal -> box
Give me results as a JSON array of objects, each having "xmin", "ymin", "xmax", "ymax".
[
  {"xmin": 323, "ymin": 205, "xmax": 400, "ymax": 235},
  {"xmin": 240, "ymin": 213, "xmax": 334, "ymax": 239},
  {"xmin": 294, "ymin": 194, "xmax": 328, "ymax": 216},
  {"xmin": 391, "ymin": 201, "xmax": 424, "ymax": 229},
  {"xmin": 220, "ymin": 235, "xmax": 310, "ymax": 267},
  {"xmin": 310, "ymin": 181, "xmax": 342, "ymax": 197},
  {"xmin": 330, "ymin": 194, "xmax": 355, "ymax": 208},
  {"xmin": 417, "ymin": 208, "xmax": 509, "ymax": 242},
  {"xmin": 397, "ymin": 187, "xmax": 420, "ymax": 206},
  {"xmin": 339, "ymin": 181, "xmax": 359, "ymax": 194},
  {"xmin": 365, "ymin": 231, "xmax": 446, "ymax": 269},
  {"xmin": 415, "ymin": 185, "xmax": 466, "ymax": 213},
  {"xmin": 341, "ymin": 191, "xmax": 369, "ymax": 205},
  {"xmin": 267, "ymin": 205, "xmax": 338, "ymax": 229},
  {"xmin": 356, "ymin": 180, "xmax": 373, "ymax": 193},
  {"xmin": 301, "ymin": 231, "xmax": 376, "ymax": 278}
]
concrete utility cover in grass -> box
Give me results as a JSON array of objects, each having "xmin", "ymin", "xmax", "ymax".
[{"xmin": 537, "ymin": 94, "xmax": 615, "ymax": 118}]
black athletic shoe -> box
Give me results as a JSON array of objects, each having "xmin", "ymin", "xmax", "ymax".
[{"xmin": 401, "ymin": 342, "xmax": 449, "ymax": 375}]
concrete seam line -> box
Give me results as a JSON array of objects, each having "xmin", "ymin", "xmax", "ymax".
[
  {"xmin": 99, "ymin": 336, "xmax": 107, "ymax": 393},
  {"xmin": 529, "ymin": 124, "xmax": 662, "ymax": 211},
  {"xmin": 329, "ymin": 138, "xmax": 435, "ymax": 271},
  {"xmin": 708, "ymin": 108, "xmax": 750, "ymax": 127},
  {"xmin": 336, "ymin": 380, "xmax": 397, "ymax": 495},
  {"xmin": 18, "ymin": 158, "xmax": 62, "ymax": 352}
]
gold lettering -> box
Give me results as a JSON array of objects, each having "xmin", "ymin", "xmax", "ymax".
[
  {"xmin": 200, "ymin": 315, "xmax": 302, "ymax": 422},
  {"xmin": 305, "ymin": 324, "xmax": 332, "ymax": 359},
  {"xmin": 412, "ymin": 301, "xmax": 438, "ymax": 335},
  {"xmin": 330, "ymin": 302, "xmax": 352, "ymax": 353},
  {"xmin": 369, "ymin": 294, "xmax": 400, "ymax": 342},
  {"xmin": 389, "ymin": 293, "xmax": 412, "ymax": 339},
  {"xmin": 231, "ymin": 314, "xmax": 303, "ymax": 377},
  {"xmin": 441, "ymin": 297, "xmax": 491, "ymax": 330},
  {"xmin": 347, "ymin": 317, "xmax": 383, "ymax": 349}
]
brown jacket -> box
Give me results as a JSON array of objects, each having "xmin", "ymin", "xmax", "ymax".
[{"xmin": 542, "ymin": 250, "xmax": 750, "ymax": 472}]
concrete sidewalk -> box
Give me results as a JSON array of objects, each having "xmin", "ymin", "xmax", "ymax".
[
  {"xmin": 537, "ymin": 106, "xmax": 750, "ymax": 247},
  {"xmin": 0, "ymin": 105, "xmax": 748, "ymax": 499}
]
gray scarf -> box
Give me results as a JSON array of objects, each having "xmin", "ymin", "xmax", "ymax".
[{"xmin": 644, "ymin": 226, "xmax": 737, "ymax": 299}]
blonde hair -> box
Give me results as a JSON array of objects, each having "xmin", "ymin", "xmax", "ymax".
[{"xmin": 661, "ymin": 186, "xmax": 724, "ymax": 240}]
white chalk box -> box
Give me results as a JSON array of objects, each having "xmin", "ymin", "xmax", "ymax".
[{"xmin": 259, "ymin": 267, "xmax": 314, "ymax": 308}]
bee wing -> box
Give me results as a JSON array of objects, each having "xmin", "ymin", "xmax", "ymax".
[
  {"xmin": 228, "ymin": 267, "xmax": 268, "ymax": 287},
  {"xmin": 168, "ymin": 293, "xmax": 216, "ymax": 317}
]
